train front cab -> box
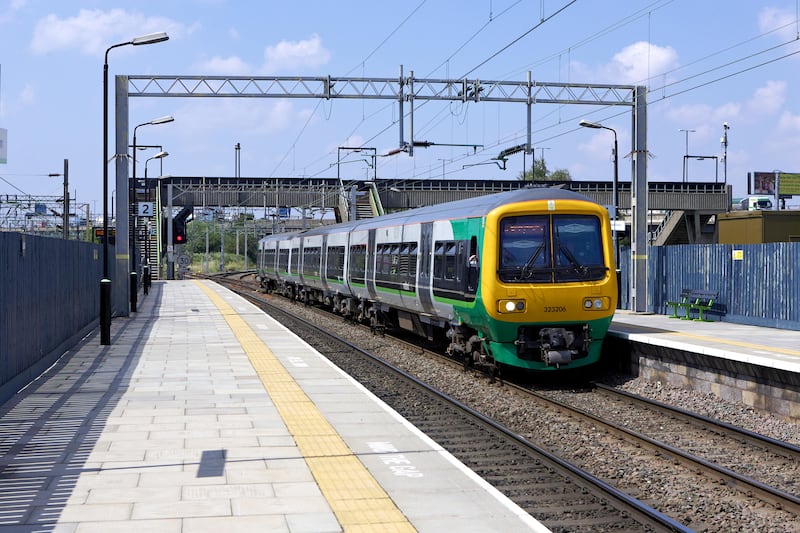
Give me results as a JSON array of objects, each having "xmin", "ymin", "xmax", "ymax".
[{"xmin": 472, "ymin": 198, "xmax": 617, "ymax": 371}]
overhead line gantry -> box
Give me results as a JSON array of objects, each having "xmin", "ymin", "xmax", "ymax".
[{"xmin": 112, "ymin": 69, "xmax": 649, "ymax": 316}]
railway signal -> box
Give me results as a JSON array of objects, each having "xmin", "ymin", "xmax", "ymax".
[{"xmin": 172, "ymin": 205, "xmax": 193, "ymax": 245}]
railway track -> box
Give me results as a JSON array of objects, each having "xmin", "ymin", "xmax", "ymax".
[
  {"xmin": 222, "ymin": 279, "xmax": 686, "ymax": 532},
  {"xmin": 536, "ymin": 384, "xmax": 800, "ymax": 510},
  {"xmin": 209, "ymin": 272, "xmax": 800, "ymax": 530}
]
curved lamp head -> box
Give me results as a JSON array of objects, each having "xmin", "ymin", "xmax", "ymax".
[
  {"xmin": 131, "ymin": 32, "xmax": 169, "ymax": 46},
  {"xmin": 149, "ymin": 115, "xmax": 174, "ymax": 125}
]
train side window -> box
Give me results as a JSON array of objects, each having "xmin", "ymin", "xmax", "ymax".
[
  {"xmin": 326, "ymin": 246, "xmax": 345, "ymax": 281},
  {"xmin": 290, "ymin": 247, "xmax": 299, "ymax": 275},
  {"xmin": 433, "ymin": 242, "xmax": 446, "ymax": 279},
  {"xmin": 379, "ymin": 244, "xmax": 391, "ymax": 276},
  {"xmin": 407, "ymin": 243, "xmax": 418, "ymax": 280},
  {"xmin": 444, "ymin": 242, "xmax": 457, "ymax": 281},
  {"xmin": 263, "ymin": 248, "xmax": 276, "ymax": 272},
  {"xmin": 303, "ymin": 247, "xmax": 320, "ymax": 277},
  {"xmin": 399, "ymin": 243, "xmax": 410, "ymax": 278},
  {"xmin": 391, "ymin": 244, "xmax": 400, "ymax": 276},
  {"xmin": 349, "ymin": 244, "xmax": 366, "ymax": 284},
  {"xmin": 279, "ymin": 248, "xmax": 289, "ymax": 274}
]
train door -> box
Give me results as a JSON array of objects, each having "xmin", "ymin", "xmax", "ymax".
[
  {"xmin": 418, "ymin": 222, "xmax": 435, "ymax": 315},
  {"xmin": 465, "ymin": 235, "xmax": 479, "ymax": 299},
  {"xmin": 366, "ymin": 229, "xmax": 377, "ymax": 299},
  {"xmin": 398, "ymin": 223, "xmax": 422, "ymax": 312},
  {"xmin": 320, "ymin": 234, "xmax": 329, "ymax": 292}
]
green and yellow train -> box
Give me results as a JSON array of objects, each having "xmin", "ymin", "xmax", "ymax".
[{"xmin": 258, "ymin": 187, "xmax": 617, "ymax": 372}]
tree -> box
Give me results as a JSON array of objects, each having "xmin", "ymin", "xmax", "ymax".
[{"xmin": 518, "ymin": 158, "xmax": 572, "ymax": 182}]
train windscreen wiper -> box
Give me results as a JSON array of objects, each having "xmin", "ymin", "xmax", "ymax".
[
  {"xmin": 520, "ymin": 242, "xmax": 546, "ymax": 279},
  {"xmin": 558, "ymin": 245, "xmax": 589, "ymax": 276}
]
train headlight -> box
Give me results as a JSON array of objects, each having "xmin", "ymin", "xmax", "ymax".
[
  {"xmin": 498, "ymin": 299, "xmax": 526, "ymax": 313},
  {"xmin": 582, "ymin": 297, "xmax": 610, "ymax": 311}
]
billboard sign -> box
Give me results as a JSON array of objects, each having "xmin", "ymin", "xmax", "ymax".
[
  {"xmin": 778, "ymin": 172, "xmax": 800, "ymax": 196},
  {"xmin": 751, "ymin": 171, "xmax": 800, "ymax": 197}
]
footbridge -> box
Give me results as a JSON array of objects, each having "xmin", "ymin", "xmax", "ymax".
[{"xmin": 151, "ymin": 176, "xmax": 731, "ymax": 245}]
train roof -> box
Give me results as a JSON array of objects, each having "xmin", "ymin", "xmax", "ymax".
[{"xmin": 260, "ymin": 186, "xmax": 596, "ymax": 242}]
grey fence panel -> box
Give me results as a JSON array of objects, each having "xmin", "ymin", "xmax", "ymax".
[{"xmin": 0, "ymin": 233, "xmax": 104, "ymax": 401}]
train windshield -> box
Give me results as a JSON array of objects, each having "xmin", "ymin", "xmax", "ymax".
[{"xmin": 499, "ymin": 214, "xmax": 607, "ymax": 283}]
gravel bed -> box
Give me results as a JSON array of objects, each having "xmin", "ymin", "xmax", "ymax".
[
  {"xmin": 610, "ymin": 378, "xmax": 800, "ymax": 446},
  {"xmin": 267, "ymin": 296, "xmax": 800, "ymax": 532}
]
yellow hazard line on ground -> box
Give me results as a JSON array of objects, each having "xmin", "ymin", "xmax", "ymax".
[
  {"xmin": 195, "ymin": 281, "xmax": 415, "ymax": 532},
  {"xmin": 667, "ymin": 331, "xmax": 800, "ymax": 357}
]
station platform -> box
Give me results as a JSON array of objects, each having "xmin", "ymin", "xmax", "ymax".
[
  {"xmin": 609, "ymin": 310, "xmax": 800, "ymax": 374},
  {"xmin": 0, "ymin": 280, "xmax": 545, "ymax": 532}
]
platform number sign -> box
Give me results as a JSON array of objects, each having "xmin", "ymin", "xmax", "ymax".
[{"xmin": 137, "ymin": 202, "xmax": 155, "ymax": 217}]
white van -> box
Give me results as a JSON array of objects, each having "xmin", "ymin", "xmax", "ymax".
[{"xmin": 739, "ymin": 196, "xmax": 773, "ymax": 211}]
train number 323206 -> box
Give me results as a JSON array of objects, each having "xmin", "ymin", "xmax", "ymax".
[{"xmin": 544, "ymin": 306, "xmax": 567, "ymax": 313}]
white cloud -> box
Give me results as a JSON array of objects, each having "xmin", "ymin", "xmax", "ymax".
[
  {"xmin": 173, "ymin": 98, "xmax": 298, "ymax": 139},
  {"xmin": 194, "ymin": 34, "xmax": 332, "ymax": 76},
  {"xmin": 778, "ymin": 111, "xmax": 800, "ymax": 132},
  {"xmin": 578, "ymin": 131, "xmax": 617, "ymax": 161},
  {"xmin": 30, "ymin": 9, "xmax": 189, "ymax": 56},
  {"xmin": 262, "ymin": 34, "xmax": 331, "ymax": 73},
  {"xmin": 196, "ymin": 55, "xmax": 252, "ymax": 75},
  {"xmin": 666, "ymin": 80, "xmax": 784, "ymax": 134},
  {"xmin": 0, "ymin": 0, "xmax": 25, "ymax": 23},
  {"xmin": 570, "ymin": 41, "xmax": 679, "ymax": 85},
  {"xmin": 758, "ymin": 7, "xmax": 797, "ymax": 42},
  {"xmin": 746, "ymin": 80, "xmax": 786, "ymax": 116},
  {"xmin": 608, "ymin": 41, "xmax": 679, "ymax": 85},
  {"xmin": 17, "ymin": 84, "xmax": 35, "ymax": 107},
  {"xmin": 666, "ymin": 103, "xmax": 713, "ymax": 126}
]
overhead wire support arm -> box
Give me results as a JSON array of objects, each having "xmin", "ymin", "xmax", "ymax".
[
  {"xmin": 127, "ymin": 73, "xmax": 636, "ymax": 106},
  {"xmin": 127, "ymin": 72, "xmax": 636, "ymax": 160}
]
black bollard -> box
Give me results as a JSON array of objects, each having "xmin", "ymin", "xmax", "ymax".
[
  {"xmin": 130, "ymin": 271, "xmax": 138, "ymax": 313},
  {"xmin": 100, "ymin": 278, "xmax": 111, "ymax": 345},
  {"xmin": 143, "ymin": 265, "xmax": 150, "ymax": 295}
]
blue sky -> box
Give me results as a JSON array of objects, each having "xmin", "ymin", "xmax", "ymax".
[{"xmin": 1, "ymin": 0, "xmax": 800, "ymax": 217}]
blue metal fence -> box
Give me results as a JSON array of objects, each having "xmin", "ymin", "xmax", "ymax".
[
  {"xmin": 0, "ymin": 233, "xmax": 105, "ymax": 402},
  {"xmin": 623, "ymin": 242, "xmax": 800, "ymax": 330}
]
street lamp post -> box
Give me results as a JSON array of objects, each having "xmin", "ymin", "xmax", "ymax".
[
  {"xmin": 48, "ymin": 158, "xmax": 69, "ymax": 239},
  {"xmin": 579, "ymin": 119, "xmax": 620, "ymax": 307},
  {"xmin": 102, "ymin": 31, "xmax": 168, "ymax": 344},
  {"xmin": 679, "ymin": 128, "xmax": 695, "ymax": 183},
  {"xmin": 720, "ymin": 123, "xmax": 730, "ymax": 185},
  {"xmin": 131, "ymin": 116, "xmax": 173, "ymax": 308}
]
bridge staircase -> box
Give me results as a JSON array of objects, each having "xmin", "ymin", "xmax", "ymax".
[
  {"xmin": 651, "ymin": 210, "xmax": 718, "ymax": 246},
  {"xmin": 336, "ymin": 182, "xmax": 385, "ymax": 222}
]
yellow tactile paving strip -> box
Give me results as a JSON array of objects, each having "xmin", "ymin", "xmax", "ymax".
[
  {"xmin": 668, "ymin": 331, "xmax": 800, "ymax": 357},
  {"xmin": 196, "ymin": 281, "xmax": 416, "ymax": 532}
]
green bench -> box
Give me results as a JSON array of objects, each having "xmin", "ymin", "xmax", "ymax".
[{"xmin": 667, "ymin": 289, "xmax": 719, "ymax": 321}]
